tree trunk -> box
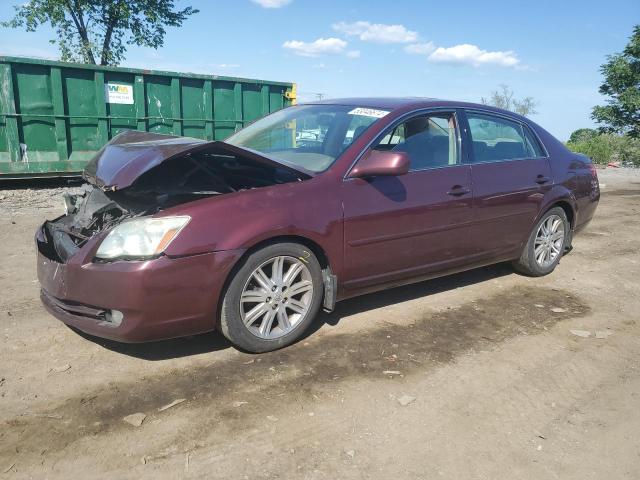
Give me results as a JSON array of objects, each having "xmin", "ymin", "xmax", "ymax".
[
  {"xmin": 100, "ymin": 19, "xmax": 117, "ymax": 65},
  {"xmin": 66, "ymin": 0, "xmax": 97, "ymax": 64}
]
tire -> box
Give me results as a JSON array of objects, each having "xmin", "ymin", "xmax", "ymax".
[
  {"xmin": 219, "ymin": 242, "xmax": 323, "ymax": 352},
  {"xmin": 513, "ymin": 207, "xmax": 569, "ymax": 277}
]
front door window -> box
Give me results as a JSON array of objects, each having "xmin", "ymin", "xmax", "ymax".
[{"xmin": 374, "ymin": 112, "xmax": 459, "ymax": 170}]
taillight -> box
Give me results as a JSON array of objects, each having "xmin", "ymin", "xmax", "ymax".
[{"xmin": 588, "ymin": 162, "xmax": 600, "ymax": 199}]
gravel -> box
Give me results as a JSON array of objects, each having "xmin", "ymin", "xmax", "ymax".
[{"xmin": 0, "ymin": 181, "xmax": 84, "ymax": 216}]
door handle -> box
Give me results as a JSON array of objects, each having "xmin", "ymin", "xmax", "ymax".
[
  {"xmin": 535, "ymin": 175, "xmax": 550, "ymax": 184},
  {"xmin": 447, "ymin": 185, "xmax": 471, "ymax": 196}
]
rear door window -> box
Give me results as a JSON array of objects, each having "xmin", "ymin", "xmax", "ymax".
[
  {"xmin": 523, "ymin": 126, "xmax": 546, "ymax": 157},
  {"xmin": 466, "ymin": 112, "xmax": 539, "ymax": 163}
]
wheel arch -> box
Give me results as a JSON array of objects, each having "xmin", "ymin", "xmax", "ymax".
[
  {"xmin": 537, "ymin": 187, "xmax": 578, "ymax": 230},
  {"xmin": 214, "ymin": 234, "xmax": 333, "ymax": 328},
  {"xmin": 240, "ymin": 235, "xmax": 331, "ymax": 270},
  {"xmin": 551, "ymin": 200, "xmax": 576, "ymax": 229},
  {"xmin": 515, "ymin": 192, "xmax": 577, "ymax": 258}
]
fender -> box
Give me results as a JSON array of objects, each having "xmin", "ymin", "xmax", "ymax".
[
  {"xmin": 515, "ymin": 184, "xmax": 578, "ymax": 255},
  {"xmin": 535, "ymin": 184, "xmax": 578, "ymax": 230},
  {"xmin": 161, "ymin": 174, "xmax": 346, "ymax": 281}
]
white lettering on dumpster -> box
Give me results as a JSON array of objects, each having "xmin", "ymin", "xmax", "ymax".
[{"xmin": 105, "ymin": 83, "xmax": 134, "ymax": 104}]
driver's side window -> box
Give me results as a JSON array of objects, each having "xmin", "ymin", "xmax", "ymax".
[{"xmin": 374, "ymin": 112, "xmax": 459, "ymax": 171}]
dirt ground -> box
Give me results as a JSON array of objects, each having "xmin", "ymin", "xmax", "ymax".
[{"xmin": 0, "ymin": 168, "xmax": 639, "ymax": 479}]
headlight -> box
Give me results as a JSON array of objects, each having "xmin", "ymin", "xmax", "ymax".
[{"xmin": 95, "ymin": 216, "xmax": 190, "ymax": 260}]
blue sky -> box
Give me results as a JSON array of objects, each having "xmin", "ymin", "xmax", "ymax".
[{"xmin": 0, "ymin": 0, "xmax": 638, "ymax": 140}]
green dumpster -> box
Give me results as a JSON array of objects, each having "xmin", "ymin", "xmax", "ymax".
[{"xmin": 0, "ymin": 56, "xmax": 296, "ymax": 179}]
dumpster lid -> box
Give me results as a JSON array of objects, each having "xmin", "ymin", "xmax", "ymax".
[{"xmin": 83, "ymin": 131, "xmax": 313, "ymax": 190}]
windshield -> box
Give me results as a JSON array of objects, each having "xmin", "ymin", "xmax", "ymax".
[{"xmin": 225, "ymin": 104, "xmax": 389, "ymax": 172}]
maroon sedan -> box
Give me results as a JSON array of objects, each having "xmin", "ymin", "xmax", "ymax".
[{"xmin": 36, "ymin": 98, "xmax": 599, "ymax": 352}]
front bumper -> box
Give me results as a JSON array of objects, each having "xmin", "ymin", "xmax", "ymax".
[{"xmin": 36, "ymin": 224, "xmax": 243, "ymax": 343}]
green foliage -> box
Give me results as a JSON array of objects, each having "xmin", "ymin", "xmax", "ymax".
[
  {"xmin": 567, "ymin": 131, "xmax": 640, "ymax": 166},
  {"xmin": 592, "ymin": 25, "xmax": 640, "ymax": 137},
  {"xmin": 481, "ymin": 84, "xmax": 539, "ymax": 117},
  {"xmin": 568, "ymin": 128, "xmax": 599, "ymax": 144},
  {"xmin": 2, "ymin": 0, "xmax": 198, "ymax": 66}
]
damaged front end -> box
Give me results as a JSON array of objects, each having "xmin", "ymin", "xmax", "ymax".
[
  {"xmin": 38, "ymin": 131, "xmax": 311, "ymax": 264},
  {"xmin": 43, "ymin": 186, "xmax": 144, "ymax": 262}
]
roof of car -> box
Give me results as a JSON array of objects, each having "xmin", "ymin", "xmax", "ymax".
[
  {"xmin": 302, "ymin": 97, "xmax": 527, "ymax": 120},
  {"xmin": 305, "ymin": 97, "xmax": 441, "ymax": 109}
]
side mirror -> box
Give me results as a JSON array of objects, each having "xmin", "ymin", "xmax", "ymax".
[{"xmin": 348, "ymin": 149, "xmax": 410, "ymax": 179}]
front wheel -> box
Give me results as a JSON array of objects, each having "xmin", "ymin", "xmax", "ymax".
[
  {"xmin": 513, "ymin": 207, "xmax": 569, "ymax": 276},
  {"xmin": 219, "ymin": 243, "xmax": 323, "ymax": 352}
]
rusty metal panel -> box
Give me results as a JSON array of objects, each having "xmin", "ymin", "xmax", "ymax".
[{"xmin": 0, "ymin": 56, "xmax": 295, "ymax": 178}]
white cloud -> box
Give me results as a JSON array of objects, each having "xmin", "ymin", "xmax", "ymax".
[
  {"xmin": 282, "ymin": 37, "xmax": 348, "ymax": 57},
  {"xmin": 404, "ymin": 42, "xmax": 436, "ymax": 55},
  {"xmin": 427, "ymin": 44, "xmax": 520, "ymax": 68},
  {"xmin": 312, "ymin": 63, "xmax": 326, "ymax": 69},
  {"xmin": 251, "ymin": 0, "xmax": 292, "ymax": 8},
  {"xmin": 214, "ymin": 63, "xmax": 240, "ymax": 69},
  {"xmin": 346, "ymin": 50, "xmax": 361, "ymax": 58},
  {"xmin": 332, "ymin": 21, "xmax": 418, "ymax": 43},
  {"xmin": 144, "ymin": 50, "xmax": 164, "ymax": 60}
]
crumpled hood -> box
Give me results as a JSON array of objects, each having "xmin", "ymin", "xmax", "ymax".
[{"xmin": 83, "ymin": 130, "xmax": 312, "ymax": 190}]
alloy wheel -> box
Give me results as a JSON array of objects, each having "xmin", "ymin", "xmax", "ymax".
[
  {"xmin": 534, "ymin": 214, "xmax": 565, "ymax": 268},
  {"xmin": 240, "ymin": 255, "xmax": 314, "ymax": 339}
]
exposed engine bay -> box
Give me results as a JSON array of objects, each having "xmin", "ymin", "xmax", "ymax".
[{"xmin": 42, "ymin": 149, "xmax": 306, "ymax": 263}]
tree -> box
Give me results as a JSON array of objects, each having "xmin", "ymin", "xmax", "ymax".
[
  {"xmin": 592, "ymin": 25, "xmax": 640, "ymax": 138},
  {"xmin": 568, "ymin": 128, "xmax": 599, "ymax": 144},
  {"xmin": 481, "ymin": 84, "xmax": 539, "ymax": 117},
  {"xmin": 567, "ymin": 132, "xmax": 640, "ymax": 166},
  {"xmin": 2, "ymin": 1, "xmax": 198, "ymax": 66}
]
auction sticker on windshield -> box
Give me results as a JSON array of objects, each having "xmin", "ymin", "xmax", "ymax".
[{"xmin": 348, "ymin": 107, "xmax": 390, "ymax": 118}]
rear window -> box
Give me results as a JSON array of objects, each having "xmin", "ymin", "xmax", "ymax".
[{"xmin": 467, "ymin": 112, "xmax": 543, "ymax": 163}]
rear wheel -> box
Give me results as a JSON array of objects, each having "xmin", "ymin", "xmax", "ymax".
[
  {"xmin": 513, "ymin": 207, "xmax": 569, "ymax": 276},
  {"xmin": 219, "ymin": 243, "xmax": 323, "ymax": 352}
]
